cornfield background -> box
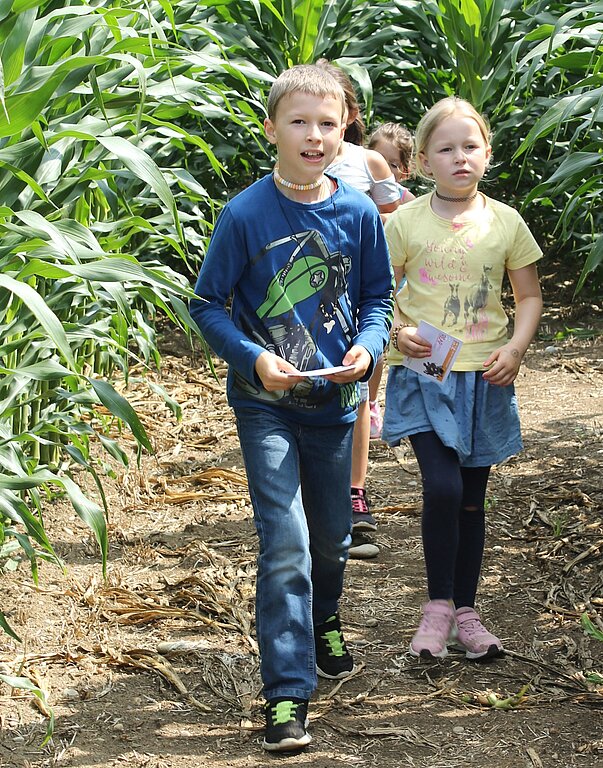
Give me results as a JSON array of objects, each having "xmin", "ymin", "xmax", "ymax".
[{"xmin": 0, "ymin": 0, "xmax": 601, "ymax": 653}]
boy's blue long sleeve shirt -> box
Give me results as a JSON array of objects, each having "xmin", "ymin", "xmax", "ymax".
[{"xmin": 190, "ymin": 174, "xmax": 393, "ymax": 425}]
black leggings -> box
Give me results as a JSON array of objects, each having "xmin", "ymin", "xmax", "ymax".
[{"xmin": 409, "ymin": 431, "xmax": 491, "ymax": 608}]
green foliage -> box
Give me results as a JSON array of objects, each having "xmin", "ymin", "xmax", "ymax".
[
  {"xmin": 364, "ymin": 2, "xmax": 600, "ymax": 277},
  {"xmin": 0, "ymin": 671, "xmax": 54, "ymax": 745},
  {"xmin": 581, "ymin": 612, "xmax": 603, "ymax": 642},
  {"xmin": 0, "ymin": 609, "xmax": 22, "ymax": 641},
  {"xmin": 510, "ymin": 2, "xmax": 603, "ymax": 292},
  {"xmin": 0, "ymin": 0, "xmax": 239, "ymax": 615},
  {"xmin": 188, "ymin": 1, "xmax": 601, "ymax": 288}
]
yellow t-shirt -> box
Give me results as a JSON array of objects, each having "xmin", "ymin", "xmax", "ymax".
[{"xmin": 384, "ymin": 193, "xmax": 542, "ymax": 370}]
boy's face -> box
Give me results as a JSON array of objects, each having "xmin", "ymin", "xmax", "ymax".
[{"xmin": 264, "ymin": 92, "xmax": 345, "ymax": 183}]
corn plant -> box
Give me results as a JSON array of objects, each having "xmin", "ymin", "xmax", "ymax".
[
  {"xmin": 0, "ymin": 669, "xmax": 54, "ymax": 744},
  {"xmin": 0, "ymin": 0, "xmax": 269, "ymax": 635},
  {"xmin": 511, "ymin": 1, "xmax": 603, "ymax": 292},
  {"xmin": 362, "ymin": 0, "xmax": 602, "ymax": 289},
  {"xmin": 178, "ymin": 1, "xmax": 603, "ymax": 288}
]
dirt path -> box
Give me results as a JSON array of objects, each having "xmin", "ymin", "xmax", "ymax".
[{"xmin": 1, "ymin": 331, "xmax": 602, "ymax": 768}]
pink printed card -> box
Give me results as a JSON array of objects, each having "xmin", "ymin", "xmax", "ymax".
[{"xmin": 401, "ymin": 321, "xmax": 463, "ymax": 384}]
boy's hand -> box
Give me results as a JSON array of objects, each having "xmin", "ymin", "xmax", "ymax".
[
  {"xmin": 324, "ymin": 345, "xmax": 371, "ymax": 383},
  {"xmin": 482, "ymin": 343, "xmax": 523, "ymax": 386},
  {"xmin": 254, "ymin": 351, "xmax": 305, "ymax": 391},
  {"xmin": 254, "ymin": 345, "xmax": 372, "ymax": 389},
  {"xmin": 395, "ymin": 326, "xmax": 431, "ymax": 359}
]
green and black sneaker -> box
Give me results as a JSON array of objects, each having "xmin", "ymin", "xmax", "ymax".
[
  {"xmin": 262, "ymin": 697, "xmax": 311, "ymax": 752},
  {"xmin": 315, "ymin": 613, "xmax": 356, "ymax": 679}
]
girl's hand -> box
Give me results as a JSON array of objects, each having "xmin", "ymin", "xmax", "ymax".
[
  {"xmin": 325, "ymin": 345, "xmax": 371, "ymax": 383},
  {"xmin": 484, "ymin": 262, "xmax": 541, "ymax": 388},
  {"xmin": 394, "ymin": 326, "xmax": 432, "ymax": 359},
  {"xmin": 482, "ymin": 343, "xmax": 523, "ymax": 386},
  {"xmin": 254, "ymin": 351, "xmax": 304, "ymax": 391}
]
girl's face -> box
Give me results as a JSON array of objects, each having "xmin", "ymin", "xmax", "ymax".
[
  {"xmin": 420, "ymin": 114, "xmax": 491, "ymax": 196},
  {"xmin": 371, "ymin": 138, "xmax": 408, "ymax": 184}
]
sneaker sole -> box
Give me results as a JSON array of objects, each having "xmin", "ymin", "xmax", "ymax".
[
  {"xmin": 316, "ymin": 663, "xmax": 357, "ymax": 680},
  {"xmin": 409, "ymin": 642, "xmax": 449, "ymax": 660},
  {"xmin": 352, "ymin": 521, "xmax": 378, "ymax": 532},
  {"xmin": 262, "ymin": 732, "xmax": 312, "ymax": 752},
  {"xmin": 454, "ymin": 643, "xmax": 505, "ymax": 661},
  {"xmin": 348, "ymin": 542, "xmax": 380, "ymax": 559}
]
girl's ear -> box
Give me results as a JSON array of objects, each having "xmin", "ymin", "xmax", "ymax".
[
  {"xmin": 418, "ymin": 151, "xmax": 432, "ymax": 176},
  {"xmin": 485, "ymin": 143, "xmax": 492, "ymax": 168},
  {"xmin": 264, "ymin": 117, "xmax": 277, "ymax": 145},
  {"xmin": 346, "ymin": 107, "xmax": 359, "ymax": 127}
]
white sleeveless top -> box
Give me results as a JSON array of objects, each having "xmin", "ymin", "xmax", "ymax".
[{"xmin": 327, "ymin": 141, "xmax": 400, "ymax": 207}]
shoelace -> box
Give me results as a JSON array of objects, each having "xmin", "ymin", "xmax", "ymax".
[
  {"xmin": 351, "ymin": 493, "xmax": 368, "ymax": 515},
  {"xmin": 321, "ymin": 627, "xmax": 346, "ymax": 657},
  {"xmin": 269, "ymin": 700, "xmax": 299, "ymax": 725}
]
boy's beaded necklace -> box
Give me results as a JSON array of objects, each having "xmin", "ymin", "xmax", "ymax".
[
  {"xmin": 274, "ymin": 164, "xmax": 325, "ymax": 191},
  {"xmin": 435, "ymin": 189, "xmax": 478, "ymax": 203}
]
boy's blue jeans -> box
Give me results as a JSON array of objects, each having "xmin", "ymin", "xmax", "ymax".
[{"xmin": 234, "ymin": 406, "xmax": 354, "ymax": 701}]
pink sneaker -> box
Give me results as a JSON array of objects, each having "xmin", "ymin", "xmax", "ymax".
[
  {"xmin": 409, "ymin": 600, "xmax": 456, "ymax": 659},
  {"xmin": 369, "ymin": 400, "xmax": 382, "ymax": 439},
  {"xmin": 454, "ymin": 607, "xmax": 504, "ymax": 660},
  {"xmin": 351, "ymin": 487, "xmax": 377, "ymax": 531}
]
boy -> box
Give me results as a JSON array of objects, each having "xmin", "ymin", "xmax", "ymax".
[{"xmin": 190, "ymin": 65, "xmax": 392, "ymax": 752}]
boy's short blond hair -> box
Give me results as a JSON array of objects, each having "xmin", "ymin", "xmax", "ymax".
[
  {"xmin": 267, "ymin": 64, "xmax": 347, "ymax": 121},
  {"xmin": 415, "ymin": 97, "xmax": 492, "ymax": 179}
]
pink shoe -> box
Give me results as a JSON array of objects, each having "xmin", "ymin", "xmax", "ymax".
[
  {"xmin": 409, "ymin": 600, "xmax": 456, "ymax": 659},
  {"xmin": 454, "ymin": 607, "xmax": 504, "ymax": 660},
  {"xmin": 369, "ymin": 400, "xmax": 382, "ymax": 439},
  {"xmin": 351, "ymin": 487, "xmax": 377, "ymax": 531}
]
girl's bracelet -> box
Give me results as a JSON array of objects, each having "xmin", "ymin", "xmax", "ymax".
[{"xmin": 391, "ymin": 323, "xmax": 414, "ymax": 352}]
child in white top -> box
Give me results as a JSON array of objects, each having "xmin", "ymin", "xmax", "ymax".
[
  {"xmin": 383, "ymin": 97, "xmax": 542, "ymax": 660},
  {"xmin": 368, "ymin": 122, "xmax": 416, "ymax": 205},
  {"xmin": 316, "ymin": 60, "xmax": 399, "ymax": 555}
]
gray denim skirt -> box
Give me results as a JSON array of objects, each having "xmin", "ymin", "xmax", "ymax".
[{"xmin": 382, "ymin": 366, "xmax": 523, "ymax": 467}]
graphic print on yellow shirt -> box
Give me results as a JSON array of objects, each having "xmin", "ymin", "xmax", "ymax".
[{"xmin": 385, "ymin": 194, "xmax": 542, "ymax": 371}]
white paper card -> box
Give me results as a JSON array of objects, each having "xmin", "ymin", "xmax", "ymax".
[
  {"xmin": 285, "ymin": 364, "xmax": 355, "ymax": 378},
  {"xmin": 401, "ymin": 321, "xmax": 463, "ymax": 384}
]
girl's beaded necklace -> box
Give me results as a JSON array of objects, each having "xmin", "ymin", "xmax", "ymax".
[{"xmin": 273, "ymin": 164, "xmax": 325, "ymax": 191}]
